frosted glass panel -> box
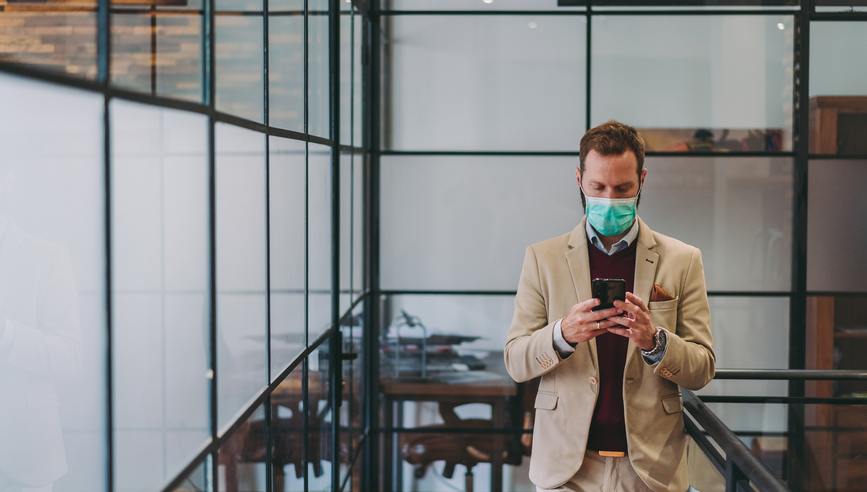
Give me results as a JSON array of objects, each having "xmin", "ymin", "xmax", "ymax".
[
  {"xmin": 807, "ymin": 160, "xmax": 867, "ymax": 292},
  {"xmin": 380, "ymin": 156, "xmax": 581, "ymax": 291},
  {"xmin": 269, "ymin": 136, "xmax": 306, "ymax": 378},
  {"xmin": 309, "ymin": 144, "xmax": 333, "ymax": 339},
  {"xmin": 309, "ymin": 0, "xmax": 330, "ymax": 138},
  {"xmin": 0, "ymin": 73, "xmax": 106, "ymax": 492},
  {"xmin": 592, "ymin": 15, "xmax": 793, "ymax": 152},
  {"xmin": 111, "ymin": 101, "xmax": 210, "ymax": 492},
  {"xmin": 640, "ymin": 157, "xmax": 792, "ymax": 292},
  {"xmin": 216, "ymin": 16, "xmax": 265, "ymax": 123},
  {"xmin": 388, "ymin": 16, "xmax": 586, "ymax": 151},
  {"xmin": 340, "ymin": 152, "xmax": 352, "ymax": 316},
  {"xmin": 810, "ymin": 23, "xmax": 867, "ymax": 97},
  {"xmin": 216, "ymin": 124, "xmax": 268, "ymax": 430}
]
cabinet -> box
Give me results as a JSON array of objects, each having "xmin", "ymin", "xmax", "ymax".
[
  {"xmin": 809, "ymin": 96, "xmax": 867, "ymax": 155},
  {"xmin": 804, "ymin": 296, "xmax": 867, "ymax": 492}
]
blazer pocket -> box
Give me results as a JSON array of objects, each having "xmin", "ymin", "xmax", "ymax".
[
  {"xmin": 648, "ymin": 298, "xmax": 678, "ymax": 311},
  {"xmin": 661, "ymin": 394, "xmax": 683, "ymax": 414},
  {"xmin": 535, "ymin": 391, "xmax": 559, "ymax": 411}
]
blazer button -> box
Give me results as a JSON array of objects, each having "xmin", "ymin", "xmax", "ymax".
[{"xmin": 589, "ymin": 377, "xmax": 598, "ymax": 385}]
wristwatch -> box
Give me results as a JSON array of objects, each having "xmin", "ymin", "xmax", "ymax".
[{"xmin": 641, "ymin": 327, "xmax": 667, "ymax": 358}]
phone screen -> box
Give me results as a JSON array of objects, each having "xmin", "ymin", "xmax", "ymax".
[{"xmin": 591, "ymin": 278, "xmax": 626, "ymax": 312}]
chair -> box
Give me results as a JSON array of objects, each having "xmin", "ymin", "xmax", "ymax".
[{"xmin": 400, "ymin": 377, "xmax": 540, "ymax": 492}]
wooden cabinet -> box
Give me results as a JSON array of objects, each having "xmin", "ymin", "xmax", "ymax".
[
  {"xmin": 804, "ymin": 296, "xmax": 867, "ymax": 492},
  {"xmin": 809, "ymin": 96, "xmax": 867, "ymax": 155}
]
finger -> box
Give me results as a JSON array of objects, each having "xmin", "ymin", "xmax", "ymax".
[
  {"xmin": 613, "ymin": 300, "xmax": 641, "ymax": 318},
  {"xmin": 588, "ymin": 306, "xmax": 623, "ymax": 320},
  {"xmin": 625, "ymin": 292, "xmax": 649, "ymax": 312},
  {"xmin": 574, "ymin": 298, "xmax": 601, "ymax": 313},
  {"xmin": 607, "ymin": 315, "xmax": 633, "ymax": 328},
  {"xmin": 606, "ymin": 326, "xmax": 635, "ymax": 339}
]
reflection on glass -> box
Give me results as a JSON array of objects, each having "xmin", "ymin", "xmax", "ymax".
[
  {"xmin": 308, "ymin": 0, "xmax": 330, "ymax": 138},
  {"xmin": 170, "ymin": 457, "xmax": 207, "ymax": 492},
  {"xmin": 217, "ymin": 405, "xmax": 266, "ymax": 492},
  {"xmin": 353, "ymin": 14, "xmax": 363, "ymax": 148},
  {"xmin": 0, "ymin": 73, "xmax": 105, "ymax": 491},
  {"xmin": 388, "ymin": 15, "xmax": 585, "ymax": 151},
  {"xmin": 216, "ymin": 123, "xmax": 268, "ymax": 430},
  {"xmin": 0, "ymin": 11, "xmax": 97, "ymax": 80},
  {"xmin": 308, "ymin": 144, "xmax": 332, "ymax": 340},
  {"xmin": 339, "ymin": 304, "xmax": 363, "ymax": 488},
  {"xmin": 340, "ymin": 12, "xmax": 352, "ymax": 145},
  {"xmin": 809, "ymin": 23, "xmax": 867, "ymax": 155},
  {"xmin": 380, "ymin": 156, "xmax": 580, "ymax": 291},
  {"xmin": 216, "ymin": 15, "xmax": 265, "ymax": 123},
  {"xmin": 269, "ymin": 136, "xmax": 306, "ymax": 380},
  {"xmin": 111, "ymin": 14, "xmax": 204, "ymax": 102},
  {"xmin": 269, "ymin": 15, "xmax": 305, "ymax": 131},
  {"xmin": 340, "ymin": 152, "xmax": 352, "ymax": 315},
  {"xmin": 352, "ymin": 153, "xmax": 363, "ymax": 301},
  {"xmin": 388, "ymin": 0, "xmax": 583, "ymax": 10},
  {"xmin": 592, "ymin": 15, "xmax": 793, "ymax": 152},
  {"xmin": 271, "ymin": 366, "xmax": 304, "ymax": 491},
  {"xmin": 807, "ymin": 160, "xmax": 867, "ymax": 292},
  {"xmin": 111, "ymin": 101, "xmax": 210, "ymax": 491},
  {"xmin": 308, "ymin": 352, "xmax": 333, "ymax": 492}
]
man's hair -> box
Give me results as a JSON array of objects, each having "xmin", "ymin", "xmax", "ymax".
[{"xmin": 579, "ymin": 120, "xmax": 645, "ymax": 177}]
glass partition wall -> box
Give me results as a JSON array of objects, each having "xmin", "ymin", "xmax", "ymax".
[
  {"xmin": 0, "ymin": 0, "xmax": 369, "ymax": 491},
  {"xmin": 371, "ymin": 1, "xmax": 866, "ymax": 491}
]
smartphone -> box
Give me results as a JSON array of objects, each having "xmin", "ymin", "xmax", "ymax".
[{"xmin": 591, "ymin": 278, "xmax": 626, "ymax": 312}]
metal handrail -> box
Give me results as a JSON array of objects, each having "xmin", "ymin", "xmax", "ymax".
[
  {"xmin": 714, "ymin": 369, "xmax": 867, "ymax": 381},
  {"xmin": 682, "ymin": 388, "xmax": 789, "ymax": 492}
]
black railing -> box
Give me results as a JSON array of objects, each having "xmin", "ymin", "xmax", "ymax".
[{"xmin": 683, "ymin": 388, "xmax": 789, "ymax": 492}]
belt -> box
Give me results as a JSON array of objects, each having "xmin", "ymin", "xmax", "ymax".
[{"xmin": 597, "ymin": 451, "xmax": 627, "ymax": 458}]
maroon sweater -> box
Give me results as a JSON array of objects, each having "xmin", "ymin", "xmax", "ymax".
[{"xmin": 585, "ymin": 239, "xmax": 637, "ymax": 453}]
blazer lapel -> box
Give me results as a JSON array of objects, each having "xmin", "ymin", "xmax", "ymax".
[
  {"xmin": 0, "ymin": 219, "xmax": 24, "ymax": 314},
  {"xmin": 565, "ymin": 218, "xmax": 598, "ymax": 367},
  {"xmin": 625, "ymin": 217, "xmax": 658, "ymax": 371}
]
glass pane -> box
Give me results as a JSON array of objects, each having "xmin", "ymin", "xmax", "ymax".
[
  {"xmin": 353, "ymin": 14, "xmax": 363, "ymax": 148},
  {"xmin": 0, "ymin": 73, "xmax": 106, "ymax": 491},
  {"xmin": 380, "ymin": 156, "xmax": 580, "ymax": 291},
  {"xmin": 388, "ymin": 0, "xmax": 584, "ymax": 10},
  {"xmin": 217, "ymin": 404, "xmax": 266, "ymax": 492},
  {"xmin": 592, "ymin": 15, "xmax": 793, "ymax": 152},
  {"xmin": 309, "ymin": 0, "xmax": 330, "ymax": 138},
  {"xmin": 698, "ymin": 297, "xmax": 789, "ymax": 399},
  {"xmin": 170, "ymin": 456, "xmax": 208, "ymax": 492},
  {"xmin": 639, "ymin": 156, "xmax": 792, "ymax": 292},
  {"xmin": 309, "ymin": 143, "xmax": 332, "ymax": 340},
  {"xmin": 339, "ymin": 303, "xmax": 363, "ymax": 489},
  {"xmin": 216, "ymin": 123, "xmax": 268, "ymax": 430},
  {"xmin": 269, "ymin": 15, "xmax": 305, "ymax": 131},
  {"xmin": 111, "ymin": 12, "xmax": 204, "ymax": 102},
  {"xmin": 339, "ymin": 11, "xmax": 352, "ymax": 146},
  {"xmin": 216, "ymin": 15, "xmax": 265, "ymax": 123},
  {"xmin": 381, "ymin": 156, "xmax": 791, "ymax": 292},
  {"xmin": 111, "ymin": 101, "xmax": 210, "ymax": 491},
  {"xmin": 809, "ymin": 23, "xmax": 867, "ymax": 155},
  {"xmin": 387, "ymin": 15, "xmax": 586, "ymax": 151},
  {"xmin": 269, "ymin": 136, "xmax": 306, "ymax": 380},
  {"xmin": 340, "ymin": 151, "xmax": 352, "ymax": 316},
  {"xmin": 807, "ymin": 160, "xmax": 867, "ymax": 292},
  {"xmin": 308, "ymin": 352, "xmax": 333, "ymax": 492},
  {"xmin": 352, "ymin": 153, "xmax": 363, "ymax": 300},
  {"xmin": 272, "ymin": 365, "xmax": 304, "ymax": 491},
  {"xmin": 0, "ymin": 10, "xmax": 97, "ymax": 80}
]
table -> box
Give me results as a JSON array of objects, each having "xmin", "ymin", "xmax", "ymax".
[{"xmin": 380, "ymin": 371, "xmax": 518, "ymax": 492}]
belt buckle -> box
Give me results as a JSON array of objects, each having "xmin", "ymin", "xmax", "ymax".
[{"xmin": 598, "ymin": 451, "xmax": 626, "ymax": 458}]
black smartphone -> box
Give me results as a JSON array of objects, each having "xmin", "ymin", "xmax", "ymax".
[{"xmin": 591, "ymin": 278, "xmax": 626, "ymax": 312}]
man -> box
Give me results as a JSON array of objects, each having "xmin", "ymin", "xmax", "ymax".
[
  {"xmin": 504, "ymin": 121, "xmax": 715, "ymax": 492},
  {"xmin": 0, "ymin": 162, "xmax": 82, "ymax": 491}
]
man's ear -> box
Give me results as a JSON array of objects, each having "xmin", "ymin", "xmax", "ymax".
[
  {"xmin": 575, "ymin": 167, "xmax": 581, "ymax": 186},
  {"xmin": 640, "ymin": 168, "xmax": 647, "ymax": 188}
]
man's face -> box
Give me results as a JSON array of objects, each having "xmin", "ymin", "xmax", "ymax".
[{"xmin": 576, "ymin": 149, "xmax": 646, "ymax": 201}]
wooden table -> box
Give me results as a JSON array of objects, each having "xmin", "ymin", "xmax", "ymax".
[{"xmin": 380, "ymin": 371, "xmax": 518, "ymax": 492}]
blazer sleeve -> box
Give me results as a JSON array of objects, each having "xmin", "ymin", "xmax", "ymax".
[
  {"xmin": 652, "ymin": 247, "xmax": 715, "ymax": 390},
  {"xmin": 504, "ymin": 245, "xmax": 565, "ymax": 383}
]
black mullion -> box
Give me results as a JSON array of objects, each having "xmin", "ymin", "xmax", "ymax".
[
  {"xmin": 103, "ymin": 96, "xmax": 114, "ymax": 492},
  {"xmin": 377, "ymin": 289, "xmax": 793, "ymax": 297},
  {"xmin": 378, "ymin": 150, "xmax": 796, "ymax": 157},
  {"xmin": 585, "ymin": 6, "xmax": 592, "ymax": 132},
  {"xmin": 97, "ymin": 0, "xmax": 110, "ymax": 84},
  {"xmin": 207, "ymin": 119, "xmax": 218, "ymax": 492},
  {"xmin": 809, "ymin": 11, "xmax": 867, "ymax": 20},
  {"xmin": 379, "ymin": 9, "xmax": 796, "ymax": 15},
  {"xmin": 328, "ymin": 0, "xmax": 341, "ymax": 489}
]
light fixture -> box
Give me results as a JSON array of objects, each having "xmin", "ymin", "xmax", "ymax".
[
  {"xmin": 529, "ymin": 21, "xmax": 538, "ymax": 28},
  {"xmin": 777, "ymin": 22, "xmax": 785, "ymax": 30},
  {"xmin": 483, "ymin": 0, "xmax": 493, "ymax": 3}
]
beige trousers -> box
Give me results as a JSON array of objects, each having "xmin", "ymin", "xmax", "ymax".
[{"xmin": 537, "ymin": 450, "xmax": 654, "ymax": 492}]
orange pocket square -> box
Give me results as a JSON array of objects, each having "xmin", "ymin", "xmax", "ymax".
[{"xmin": 651, "ymin": 283, "xmax": 675, "ymax": 302}]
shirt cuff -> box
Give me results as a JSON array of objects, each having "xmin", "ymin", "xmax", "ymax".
[
  {"xmin": 0, "ymin": 318, "xmax": 14, "ymax": 355},
  {"xmin": 642, "ymin": 329, "xmax": 668, "ymax": 364},
  {"xmin": 553, "ymin": 319, "xmax": 576, "ymax": 356}
]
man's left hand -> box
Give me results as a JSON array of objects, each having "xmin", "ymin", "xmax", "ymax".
[{"xmin": 607, "ymin": 292, "xmax": 656, "ymax": 351}]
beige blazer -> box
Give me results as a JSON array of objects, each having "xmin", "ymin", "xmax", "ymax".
[{"xmin": 504, "ymin": 217, "xmax": 715, "ymax": 492}]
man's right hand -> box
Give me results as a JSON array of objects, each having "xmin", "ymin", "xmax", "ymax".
[{"xmin": 560, "ymin": 298, "xmax": 623, "ymax": 345}]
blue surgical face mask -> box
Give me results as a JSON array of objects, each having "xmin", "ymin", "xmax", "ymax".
[{"xmin": 581, "ymin": 182, "xmax": 641, "ymax": 236}]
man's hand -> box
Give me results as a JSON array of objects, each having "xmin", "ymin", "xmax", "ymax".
[
  {"xmin": 561, "ymin": 298, "xmax": 623, "ymax": 345},
  {"xmin": 607, "ymin": 292, "xmax": 656, "ymax": 351}
]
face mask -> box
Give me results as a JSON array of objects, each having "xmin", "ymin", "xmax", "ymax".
[{"xmin": 581, "ymin": 183, "xmax": 640, "ymax": 236}]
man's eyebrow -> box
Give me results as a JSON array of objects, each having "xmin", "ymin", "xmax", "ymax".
[{"xmin": 586, "ymin": 179, "xmax": 636, "ymax": 188}]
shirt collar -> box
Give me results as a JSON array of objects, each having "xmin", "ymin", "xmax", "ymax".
[{"xmin": 585, "ymin": 218, "xmax": 639, "ymax": 256}]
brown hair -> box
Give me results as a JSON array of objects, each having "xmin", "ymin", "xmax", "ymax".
[{"xmin": 579, "ymin": 120, "xmax": 645, "ymax": 177}]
